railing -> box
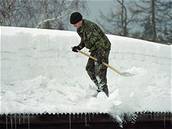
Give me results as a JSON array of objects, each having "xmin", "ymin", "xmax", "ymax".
[{"xmin": 0, "ymin": 112, "xmax": 171, "ymax": 129}]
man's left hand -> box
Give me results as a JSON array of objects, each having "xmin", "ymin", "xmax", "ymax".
[{"xmin": 72, "ymin": 46, "xmax": 80, "ymax": 52}]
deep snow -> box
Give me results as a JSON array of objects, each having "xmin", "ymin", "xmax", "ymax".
[{"xmin": 0, "ymin": 26, "xmax": 171, "ymax": 115}]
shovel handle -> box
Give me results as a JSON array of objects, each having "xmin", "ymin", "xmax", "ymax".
[{"xmin": 78, "ymin": 50, "xmax": 122, "ymax": 75}]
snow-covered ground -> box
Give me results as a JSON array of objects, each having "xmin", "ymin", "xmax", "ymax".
[{"xmin": 0, "ymin": 26, "xmax": 171, "ymax": 115}]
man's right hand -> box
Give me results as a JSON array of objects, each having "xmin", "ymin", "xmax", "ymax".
[{"xmin": 72, "ymin": 46, "xmax": 80, "ymax": 52}]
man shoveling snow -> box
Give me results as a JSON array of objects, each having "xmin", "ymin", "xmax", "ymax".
[{"xmin": 70, "ymin": 12, "xmax": 111, "ymax": 97}]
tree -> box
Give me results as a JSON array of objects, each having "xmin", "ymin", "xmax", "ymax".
[
  {"xmin": 132, "ymin": 0, "xmax": 172, "ymax": 43},
  {"xmin": 98, "ymin": 0, "xmax": 138, "ymax": 36},
  {"xmin": 0, "ymin": 0, "xmax": 16, "ymax": 25},
  {"xmin": 36, "ymin": 0, "xmax": 87, "ymax": 29},
  {"xmin": 116, "ymin": 0, "xmax": 128, "ymax": 36},
  {"xmin": 0, "ymin": 0, "xmax": 88, "ymax": 30},
  {"xmin": 132, "ymin": 0, "xmax": 157, "ymax": 41},
  {"xmin": 156, "ymin": 0, "xmax": 172, "ymax": 44}
]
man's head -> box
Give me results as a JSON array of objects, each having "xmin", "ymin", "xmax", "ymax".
[{"xmin": 70, "ymin": 12, "xmax": 83, "ymax": 29}]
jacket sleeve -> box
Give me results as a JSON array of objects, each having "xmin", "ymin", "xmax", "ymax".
[
  {"xmin": 77, "ymin": 38, "xmax": 85, "ymax": 50},
  {"xmin": 76, "ymin": 30, "xmax": 85, "ymax": 50}
]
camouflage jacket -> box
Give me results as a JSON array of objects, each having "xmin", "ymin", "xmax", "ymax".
[{"xmin": 77, "ymin": 19, "xmax": 111, "ymax": 52}]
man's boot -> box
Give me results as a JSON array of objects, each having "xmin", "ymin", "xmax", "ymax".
[
  {"xmin": 96, "ymin": 83, "xmax": 109, "ymax": 97},
  {"xmin": 102, "ymin": 86, "xmax": 109, "ymax": 97},
  {"xmin": 93, "ymin": 79, "xmax": 99, "ymax": 86},
  {"xmin": 91, "ymin": 79, "xmax": 100, "ymax": 97},
  {"xmin": 96, "ymin": 86, "xmax": 109, "ymax": 97}
]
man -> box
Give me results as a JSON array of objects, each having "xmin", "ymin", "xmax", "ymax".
[{"xmin": 70, "ymin": 12, "xmax": 111, "ymax": 97}]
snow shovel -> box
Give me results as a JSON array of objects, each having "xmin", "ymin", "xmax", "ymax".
[{"xmin": 78, "ymin": 50, "xmax": 134, "ymax": 77}]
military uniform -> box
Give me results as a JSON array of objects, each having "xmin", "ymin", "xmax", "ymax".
[{"xmin": 76, "ymin": 19, "xmax": 111, "ymax": 96}]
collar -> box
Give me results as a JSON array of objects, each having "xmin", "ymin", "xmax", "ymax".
[{"xmin": 77, "ymin": 19, "xmax": 85, "ymax": 32}]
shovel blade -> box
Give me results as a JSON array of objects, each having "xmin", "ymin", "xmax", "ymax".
[{"xmin": 120, "ymin": 72, "xmax": 135, "ymax": 77}]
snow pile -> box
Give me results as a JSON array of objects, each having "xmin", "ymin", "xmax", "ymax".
[{"xmin": 0, "ymin": 27, "xmax": 171, "ymax": 115}]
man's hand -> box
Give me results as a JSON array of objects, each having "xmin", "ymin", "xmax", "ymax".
[{"xmin": 72, "ymin": 46, "xmax": 80, "ymax": 52}]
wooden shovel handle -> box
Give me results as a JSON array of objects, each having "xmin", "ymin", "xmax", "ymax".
[{"xmin": 78, "ymin": 50, "xmax": 122, "ymax": 75}]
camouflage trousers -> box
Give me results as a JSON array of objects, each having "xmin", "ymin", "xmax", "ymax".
[{"xmin": 86, "ymin": 49, "xmax": 110, "ymax": 92}]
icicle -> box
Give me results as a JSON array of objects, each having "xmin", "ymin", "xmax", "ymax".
[
  {"xmin": 27, "ymin": 114, "xmax": 30, "ymax": 129},
  {"xmin": 18, "ymin": 114, "xmax": 21, "ymax": 125},
  {"xmin": 163, "ymin": 116, "xmax": 166, "ymax": 129},
  {"xmin": 88, "ymin": 113, "xmax": 91, "ymax": 121},
  {"xmin": 22, "ymin": 114, "xmax": 25, "ymax": 124},
  {"xmin": 10, "ymin": 115, "xmax": 13, "ymax": 129},
  {"xmin": 84, "ymin": 114, "xmax": 88, "ymax": 127},
  {"xmin": 6, "ymin": 114, "xmax": 8, "ymax": 129},
  {"xmin": 115, "ymin": 115, "xmax": 123, "ymax": 128},
  {"xmin": 14, "ymin": 114, "xmax": 17, "ymax": 129},
  {"xmin": 69, "ymin": 114, "xmax": 71, "ymax": 129}
]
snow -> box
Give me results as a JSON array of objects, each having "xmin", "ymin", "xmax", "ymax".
[{"xmin": 0, "ymin": 26, "xmax": 171, "ymax": 115}]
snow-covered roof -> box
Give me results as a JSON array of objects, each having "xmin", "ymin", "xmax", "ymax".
[{"xmin": 0, "ymin": 26, "xmax": 171, "ymax": 115}]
